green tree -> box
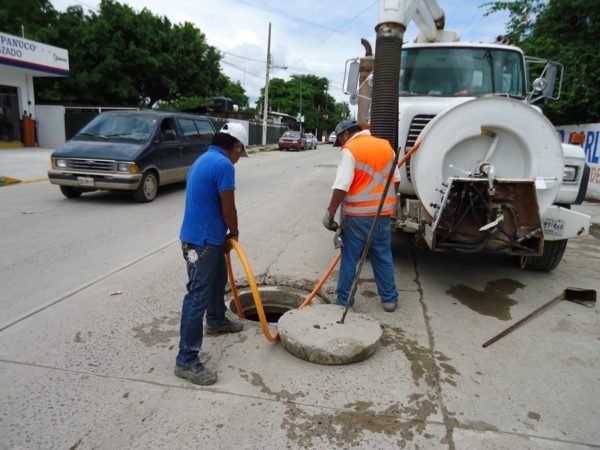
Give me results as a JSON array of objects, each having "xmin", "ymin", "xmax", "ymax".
[
  {"xmin": 155, "ymin": 76, "xmax": 249, "ymax": 112},
  {"xmin": 485, "ymin": 0, "xmax": 600, "ymax": 124},
  {"xmin": 218, "ymin": 77, "xmax": 250, "ymax": 109},
  {"xmin": 0, "ymin": 0, "xmax": 57, "ymax": 39},
  {"xmin": 22, "ymin": 0, "xmax": 232, "ymax": 107},
  {"xmin": 258, "ymin": 74, "xmax": 348, "ymax": 138}
]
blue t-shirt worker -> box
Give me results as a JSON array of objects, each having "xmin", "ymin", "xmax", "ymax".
[{"xmin": 175, "ymin": 122, "xmax": 248, "ymax": 386}]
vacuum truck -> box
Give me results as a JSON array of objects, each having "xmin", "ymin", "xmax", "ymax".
[{"xmin": 343, "ymin": 0, "xmax": 590, "ymax": 270}]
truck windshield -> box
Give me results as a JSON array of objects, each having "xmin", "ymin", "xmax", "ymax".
[
  {"xmin": 400, "ymin": 47, "xmax": 525, "ymax": 98},
  {"xmin": 75, "ymin": 115, "xmax": 157, "ymax": 142}
]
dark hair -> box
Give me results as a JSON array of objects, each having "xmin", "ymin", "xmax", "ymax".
[{"xmin": 211, "ymin": 132, "xmax": 238, "ymax": 151}]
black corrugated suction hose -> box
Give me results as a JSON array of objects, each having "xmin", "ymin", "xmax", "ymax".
[{"xmin": 370, "ymin": 29, "xmax": 404, "ymax": 151}]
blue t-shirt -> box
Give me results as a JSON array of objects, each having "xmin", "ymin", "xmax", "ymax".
[{"xmin": 179, "ymin": 145, "xmax": 235, "ymax": 245}]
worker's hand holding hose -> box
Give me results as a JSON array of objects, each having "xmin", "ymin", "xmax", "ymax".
[
  {"xmin": 322, "ymin": 210, "xmax": 339, "ymax": 231},
  {"xmin": 224, "ymin": 232, "xmax": 238, "ymax": 253}
]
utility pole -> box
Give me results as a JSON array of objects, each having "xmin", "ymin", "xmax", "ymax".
[
  {"xmin": 299, "ymin": 79, "xmax": 303, "ymax": 133},
  {"xmin": 261, "ymin": 23, "xmax": 271, "ymax": 146}
]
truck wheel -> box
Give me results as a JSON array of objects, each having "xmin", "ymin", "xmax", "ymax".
[
  {"xmin": 133, "ymin": 171, "xmax": 158, "ymax": 203},
  {"xmin": 519, "ymin": 239, "xmax": 568, "ymax": 271},
  {"xmin": 60, "ymin": 186, "xmax": 82, "ymax": 199}
]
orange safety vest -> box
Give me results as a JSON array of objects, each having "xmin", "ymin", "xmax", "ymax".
[{"xmin": 342, "ymin": 134, "xmax": 396, "ymax": 216}]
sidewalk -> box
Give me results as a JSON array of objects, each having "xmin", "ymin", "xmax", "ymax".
[{"xmin": 0, "ymin": 146, "xmax": 54, "ymax": 185}]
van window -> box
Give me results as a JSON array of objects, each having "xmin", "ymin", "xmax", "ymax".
[
  {"xmin": 177, "ymin": 118, "xmax": 200, "ymax": 141},
  {"xmin": 76, "ymin": 114, "xmax": 155, "ymax": 142},
  {"xmin": 194, "ymin": 120, "xmax": 214, "ymax": 140}
]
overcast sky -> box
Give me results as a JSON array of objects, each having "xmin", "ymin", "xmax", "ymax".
[{"xmin": 49, "ymin": 0, "xmax": 510, "ymax": 106}]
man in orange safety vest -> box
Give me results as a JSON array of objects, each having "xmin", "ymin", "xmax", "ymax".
[{"xmin": 322, "ymin": 119, "xmax": 400, "ymax": 312}]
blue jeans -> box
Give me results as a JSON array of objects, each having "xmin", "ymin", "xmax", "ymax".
[
  {"xmin": 337, "ymin": 215, "xmax": 398, "ymax": 307},
  {"xmin": 176, "ymin": 242, "xmax": 228, "ymax": 368}
]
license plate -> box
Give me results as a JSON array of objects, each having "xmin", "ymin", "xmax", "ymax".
[
  {"xmin": 77, "ymin": 176, "xmax": 94, "ymax": 187},
  {"xmin": 543, "ymin": 218, "xmax": 565, "ymax": 235}
]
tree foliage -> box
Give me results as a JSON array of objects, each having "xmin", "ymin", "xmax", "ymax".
[
  {"xmin": 259, "ymin": 74, "xmax": 349, "ymax": 137},
  {"xmin": 2, "ymin": 0, "xmax": 346, "ymax": 123},
  {"xmin": 2, "ymin": 0, "xmax": 246, "ymax": 108},
  {"xmin": 485, "ymin": 0, "xmax": 600, "ymax": 124},
  {"xmin": 0, "ymin": 0, "xmax": 57, "ymax": 39}
]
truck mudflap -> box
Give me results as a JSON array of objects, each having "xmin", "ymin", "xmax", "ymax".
[
  {"xmin": 428, "ymin": 178, "xmax": 545, "ymax": 255},
  {"xmin": 541, "ymin": 205, "xmax": 590, "ymax": 240}
]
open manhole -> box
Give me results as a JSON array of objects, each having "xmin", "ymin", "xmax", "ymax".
[{"xmin": 229, "ymin": 286, "xmax": 326, "ymax": 323}]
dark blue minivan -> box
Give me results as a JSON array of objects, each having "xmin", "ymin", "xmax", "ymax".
[{"xmin": 48, "ymin": 110, "xmax": 215, "ymax": 202}]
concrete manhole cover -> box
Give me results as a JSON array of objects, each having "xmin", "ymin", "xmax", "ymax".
[{"xmin": 277, "ymin": 303, "xmax": 382, "ymax": 365}]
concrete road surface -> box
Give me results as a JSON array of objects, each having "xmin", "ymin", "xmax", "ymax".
[{"xmin": 1, "ymin": 146, "xmax": 599, "ymax": 449}]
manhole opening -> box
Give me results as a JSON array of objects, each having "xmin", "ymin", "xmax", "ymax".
[{"xmin": 229, "ymin": 285, "xmax": 325, "ymax": 323}]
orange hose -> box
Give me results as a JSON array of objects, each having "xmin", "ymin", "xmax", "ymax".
[
  {"xmin": 225, "ymin": 252, "xmax": 245, "ymax": 319},
  {"xmin": 226, "ymin": 240, "xmax": 341, "ymax": 343},
  {"xmin": 398, "ymin": 140, "xmax": 421, "ymax": 168},
  {"xmin": 299, "ymin": 251, "xmax": 341, "ymax": 309},
  {"xmin": 228, "ymin": 240, "xmax": 280, "ymax": 342}
]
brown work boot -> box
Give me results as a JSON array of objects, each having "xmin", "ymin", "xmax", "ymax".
[{"xmin": 174, "ymin": 362, "xmax": 217, "ymax": 385}]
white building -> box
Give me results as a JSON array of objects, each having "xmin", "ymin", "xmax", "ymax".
[{"xmin": 0, "ymin": 31, "xmax": 69, "ymax": 146}]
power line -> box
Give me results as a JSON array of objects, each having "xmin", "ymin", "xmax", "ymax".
[
  {"xmin": 235, "ymin": 0, "xmax": 339, "ymax": 33},
  {"xmin": 300, "ymin": 0, "xmax": 378, "ymax": 59},
  {"xmin": 221, "ymin": 60, "xmax": 263, "ymax": 78},
  {"xmin": 221, "ymin": 50, "xmax": 265, "ymax": 64}
]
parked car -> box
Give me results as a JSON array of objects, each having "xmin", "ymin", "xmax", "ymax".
[
  {"xmin": 278, "ymin": 130, "xmax": 307, "ymax": 151},
  {"xmin": 328, "ymin": 131, "xmax": 337, "ymax": 144},
  {"xmin": 48, "ymin": 110, "xmax": 215, "ymax": 202},
  {"xmin": 304, "ymin": 133, "xmax": 318, "ymax": 149}
]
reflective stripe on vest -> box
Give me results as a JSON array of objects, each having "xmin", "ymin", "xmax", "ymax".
[
  {"xmin": 342, "ymin": 134, "xmax": 396, "ymax": 216},
  {"xmin": 346, "ymin": 160, "xmax": 396, "ymax": 202}
]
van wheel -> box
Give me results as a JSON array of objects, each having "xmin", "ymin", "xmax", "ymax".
[
  {"xmin": 519, "ymin": 239, "xmax": 568, "ymax": 271},
  {"xmin": 133, "ymin": 171, "xmax": 158, "ymax": 203},
  {"xmin": 60, "ymin": 186, "xmax": 82, "ymax": 199}
]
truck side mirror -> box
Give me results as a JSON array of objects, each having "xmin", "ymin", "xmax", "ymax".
[
  {"xmin": 345, "ymin": 60, "xmax": 360, "ymax": 96},
  {"xmin": 542, "ymin": 63, "xmax": 557, "ymax": 98},
  {"xmin": 525, "ymin": 59, "xmax": 563, "ymax": 104}
]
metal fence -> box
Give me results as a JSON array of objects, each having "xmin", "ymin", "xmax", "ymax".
[{"xmin": 209, "ymin": 117, "xmax": 287, "ymax": 145}]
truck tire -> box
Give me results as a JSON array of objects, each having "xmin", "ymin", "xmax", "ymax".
[
  {"xmin": 519, "ymin": 239, "xmax": 568, "ymax": 271},
  {"xmin": 60, "ymin": 186, "xmax": 82, "ymax": 199},
  {"xmin": 132, "ymin": 171, "xmax": 158, "ymax": 203}
]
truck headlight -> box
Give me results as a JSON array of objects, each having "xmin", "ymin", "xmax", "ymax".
[{"xmin": 563, "ymin": 165, "xmax": 578, "ymax": 182}]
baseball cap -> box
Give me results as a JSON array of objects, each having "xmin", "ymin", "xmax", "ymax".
[
  {"xmin": 220, "ymin": 122, "xmax": 249, "ymax": 157},
  {"xmin": 334, "ymin": 119, "xmax": 360, "ymax": 146}
]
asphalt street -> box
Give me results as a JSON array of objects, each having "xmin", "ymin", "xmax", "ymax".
[{"xmin": 0, "ymin": 145, "xmax": 599, "ymax": 449}]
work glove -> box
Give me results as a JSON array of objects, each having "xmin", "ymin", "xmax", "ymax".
[
  {"xmin": 333, "ymin": 227, "xmax": 343, "ymax": 249},
  {"xmin": 322, "ymin": 210, "xmax": 339, "ymax": 231}
]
